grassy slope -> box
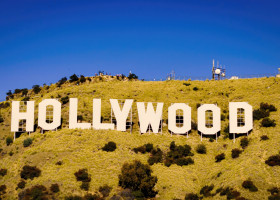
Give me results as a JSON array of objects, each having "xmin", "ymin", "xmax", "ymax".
[{"xmin": 0, "ymin": 77, "xmax": 280, "ymax": 199}]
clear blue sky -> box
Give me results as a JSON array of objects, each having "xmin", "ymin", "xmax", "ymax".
[{"xmin": 0, "ymin": 0, "xmax": 280, "ymax": 101}]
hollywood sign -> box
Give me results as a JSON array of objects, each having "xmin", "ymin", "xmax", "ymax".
[{"xmin": 11, "ymin": 99, "xmax": 253, "ymax": 136}]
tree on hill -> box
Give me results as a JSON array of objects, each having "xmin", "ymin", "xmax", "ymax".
[
  {"xmin": 57, "ymin": 77, "xmax": 67, "ymax": 87},
  {"xmin": 32, "ymin": 85, "xmax": 41, "ymax": 94},
  {"xmin": 6, "ymin": 90, "xmax": 12, "ymax": 96},
  {"xmin": 70, "ymin": 74, "xmax": 79, "ymax": 82},
  {"xmin": 128, "ymin": 73, "xmax": 138, "ymax": 80},
  {"xmin": 80, "ymin": 75, "xmax": 86, "ymax": 83}
]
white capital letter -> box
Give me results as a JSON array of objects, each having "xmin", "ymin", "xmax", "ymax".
[
  {"xmin": 38, "ymin": 99, "xmax": 61, "ymax": 130},
  {"xmin": 229, "ymin": 102, "xmax": 253, "ymax": 134},
  {"xmin": 198, "ymin": 104, "xmax": 221, "ymax": 135},
  {"xmin": 168, "ymin": 103, "xmax": 191, "ymax": 134},
  {"xmin": 110, "ymin": 99, "xmax": 133, "ymax": 131},
  {"xmin": 92, "ymin": 99, "xmax": 114, "ymax": 130},
  {"xmin": 137, "ymin": 102, "xmax": 163, "ymax": 133},
  {"xmin": 69, "ymin": 98, "xmax": 91, "ymax": 129},
  {"xmin": 11, "ymin": 101, "xmax": 34, "ymax": 132}
]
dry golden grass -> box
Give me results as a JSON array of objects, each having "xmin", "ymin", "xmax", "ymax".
[{"xmin": 0, "ymin": 77, "xmax": 280, "ymax": 199}]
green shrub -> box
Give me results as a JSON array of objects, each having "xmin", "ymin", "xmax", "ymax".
[
  {"xmin": 183, "ymin": 82, "xmax": 191, "ymax": 86},
  {"xmin": 185, "ymin": 193, "xmax": 199, "ymax": 200},
  {"xmin": 17, "ymin": 180, "xmax": 26, "ymax": 189},
  {"xmin": 102, "ymin": 141, "xmax": 117, "ymax": 152},
  {"xmin": 6, "ymin": 136, "xmax": 13, "ymax": 146},
  {"xmin": 242, "ymin": 180, "xmax": 258, "ymax": 192},
  {"xmin": 18, "ymin": 185, "xmax": 48, "ymax": 199},
  {"xmin": 209, "ymin": 138, "xmax": 214, "ymax": 142},
  {"xmin": 260, "ymin": 135, "xmax": 269, "ymax": 140},
  {"xmin": 261, "ymin": 117, "xmax": 276, "ymax": 127},
  {"xmin": 200, "ymin": 184, "xmax": 214, "ymax": 197},
  {"xmin": 265, "ymin": 155, "xmax": 280, "ymax": 166},
  {"xmin": 57, "ymin": 77, "xmax": 67, "ymax": 87},
  {"xmin": 260, "ymin": 102, "xmax": 277, "ymax": 112},
  {"xmin": 79, "ymin": 75, "xmax": 86, "ymax": 83},
  {"xmin": 74, "ymin": 169, "xmax": 91, "ymax": 182},
  {"xmin": 99, "ymin": 184, "xmax": 112, "ymax": 197},
  {"xmin": 32, "ymin": 85, "xmax": 41, "ymax": 94},
  {"xmin": 148, "ymin": 148, "xmax": 163, "ymax": 165},
  {"xmin": 217, "ymin": 187, "xmax": 241, "ymax": 199},
  {"xmin": 70, "ymin": 74, "xmax": 79, "ymax": 82},
  {"xmin": 268, "ymin": 187, "xmax": 280, "ymax": 200},
  {"xmin": 215, "ymin": 153, "xmax": 225, "ymax": 162},
  {"xmin": 133, "ymin": 143, "xmax": 153, "ymax": 154},
  {"xmin": 0, "ymin": 115, "xmax": 4, "ymax": 123},
  {"xmin": 0, "ymin": 185, "xmax": 6, "ymax": 195},
  {"xmin": 253, "ymin": 109, "xmax": 269, "ymax": 120},
  {"xmin": 128, "ymin": 73, "xmax": 138, "ymax": 80},
  {"xmin": 0, "ymin": 169, "xmax": 7, "ymax": 176},
  {"xmin": 196, "ymin": 144, "xmax": 207, "ymax": 154},
  {"xmin": 80, "ymin": 182, "xmax": 89, "ymax": 191},
  {"xmin": 23, "ymin": 138, "xmax": 32, "ymax": 147},
  {"xmin": 175, "ymin": 157, "xmax": 194, "ymax": 166},
  {"xmin": 231, "ymin": 148, "xmax": 242, "ymax": 158},
  {"xmin": 118, "ymin": 160, "xmax": 158, "ymax": 198},
  {"xmin": 20, "ymin": 165, "xmax": 41, "ymax": 180},
  {"xmin": 164, "ymin": 141, "xmax": 194, "ymax": 167},
  {"xmin": 240, "ymin": 137, "xmax": 249, "ymax": 149},
  {"xmin": 193, "ymin": 87, "xmax": 199, "ymax": 91},
  {"xmin": 61, "ymin": 96, "xmax": 69, "ymax": 105},
  {"xmin": 50, "ymin": 184, "xmax": 59, "ymax": 193}
]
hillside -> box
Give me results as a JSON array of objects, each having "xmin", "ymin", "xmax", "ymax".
[{"xmin": 0, "ymin": 76, "xmax": 280, "ymax": 200}]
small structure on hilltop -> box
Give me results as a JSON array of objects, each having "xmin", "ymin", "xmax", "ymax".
[
  {"xmin": 276, "ymin": 68, "xmax": 280, "ymax": 78},
  {"xmin": 212, "ymin": 59, "xmax": 226, "ymax": 80},
  {"xmin": 167, "ymin": 70, "xmax": 175, "ymax": 80}
]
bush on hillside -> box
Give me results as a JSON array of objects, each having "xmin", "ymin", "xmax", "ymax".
[
  {"xmin": 0, "ymin": 102, "xmax": 10, "ymax": 109},
  {"xmin": 240, "ymin": 137, "xmax": 249, "ymax": 149},
  {"xmin": 185, "ymin": 193, "xmax": 199, "ymax": 200},
  {"xmin": 260, "ymin": 135, "xmax": 269, "ymax": 141},
  {"xmin": 70, "ymin": 74, "xmax": 79, "ymax": 82},
  {"xmin": 261, "ymin": 117, "xmax": 276, "ymax": 127},
  {"xmin": 200, "ymin": 184, "xmax": 214, "ymax": 197},
  {"xmin": 265, "ymin": 154, "xmax": 280, "ymax": 166},
  {"xmin": 268, "ymin": 187, "xmax": 280, "ymax": 200},
  {"xmin": 57, "ymin": 77, "xmax": 67, "ymax": 87},
  {"xmin": 118, "ymin": 160, "xmax": 158, "ymax": 198},
  {"xmin": 0, "ymin": 185, "xmax": 6, "ymax": 196},
  {"xmin": 102, "ymin": 141, "xmax": 117, "ymax": 152},
  {"xmin": 17, "ymin": 180, "xmax": 26, "ymax": 189},
  {"xmin": 32, "ymin": 85, "xmax": 41, "ymax": 94},
  {"xmin": 217, "ymin": 187, "xmax": 241, "ymax": 199},
  {"xmin": 18, "ymin": 185, "xmax": 48, "ymax": 200},
  {"xmin": 215, "ymin": 153, "xmax": 225, "ymax": 162},
  {"xmin": 148, "ymin": 148, "xmax": 163, "ymax": 165},
  {"xmin": 20, "ymin": 165, "xmax": 41, "ymax": 180},
  {"xmin": 196, "ymin": 144, "xmax": 207, "ymax": 154},
  {"xmin": 23, "ymin": 138, "xmax": 32, "ymax": 147},
  {"xmin": 253, "ymin": 109, "xmax": 270, "ymax": 120},
  {"xmin": 74, "ymin": 169, "xmax": 91, "ymax": 182},
  {"xmin": 260, "ymin": 102, "xmax": 277, "ymax": 112},
  {"xmin": 99, "ymin": 185, "xmax": 112, "ymax": 198},
  {"xmin": 50, "ymin": 184, "xmax": 59, "ymax": 193},
  {"xmin": 164, "ymin": 141, "xmax": 194, "ymax": 167},
  {"xmin": 6, "ymin": 136, "xmax": 13, "ymax": 146},
  {"xmin": 61, "ymin": 96, "xmax": 69, "ymax": 105},
  {"xmin": 80, "ymin": 75, "xmax": 86, "ymax": 83},
  {"xmin": 128, "ymin": 73, "xmax": 138, "ymax": 80},
  {"xmin": 0, "ymin": 169, "xmax": 7, "ymax": 177},
  {"xmin": 242, "ymin": 180, "xmax": 258, "ymax": 192},
  {"xmin": 133, "ymin": 143, "xmax": 153, "ymax": 154},
  {"xmin": 231, "ymin": 148, "xmax": 242, "ymax": 158},
  {"xmin": 80, "ymin": 182, "xmax": 89, "ymax": 191}
]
